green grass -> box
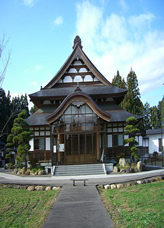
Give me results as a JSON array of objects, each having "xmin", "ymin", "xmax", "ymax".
[
  {"xmin": 100, "ymin": 181, "xmax": 164, "ymax": 228},
  {"xmin": 0, "ymin": 186, "xmax": 60, "ymax": 228}
]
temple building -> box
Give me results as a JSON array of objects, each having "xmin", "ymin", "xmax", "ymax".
[{"xmin": 26, "ymin": 36, "xmax": 142, "ymax": 167}]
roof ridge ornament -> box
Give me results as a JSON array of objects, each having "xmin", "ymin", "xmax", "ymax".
[{"xmin": 73, "ymin": 35, "xmax": 83, "ymax": 49}]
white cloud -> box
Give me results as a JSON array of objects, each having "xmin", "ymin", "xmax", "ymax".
[
  {"xmin": 75, "ymin": 1, "xmax": 164, "ymax": 104},
  {"xmin": 23, "ymin": 0, "xmax": 37, "ymax": 7},
  {"xmin": 76, "ymin": 1, "xmax": 103, "ymax": 48},
  {"xmin": 129, "ymin": 13, "xmax": 155, "ymax": 29},
  {"xmin": 119, "ymin": 0, "xmax": 129, "ymax": 11},
  {"xmin": 53, "ymin": 16, "xmax": 63, "ymax": 26}
]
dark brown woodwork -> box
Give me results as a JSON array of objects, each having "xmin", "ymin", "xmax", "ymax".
[
  {"xmin": 46, "ymin": 91, "xmax": 111, "ymax": 124},
  {"xmin": 26, "ymin": 36, "xmax": 142, "ymax": 166},
  {"xmin": 29, "ymin": 151, "xmax": 51, "ymax": 163}
]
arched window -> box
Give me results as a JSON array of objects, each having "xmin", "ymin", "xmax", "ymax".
[{"xmin": 55, "ymin": 103, "xmax": 98, "ymax": 132}]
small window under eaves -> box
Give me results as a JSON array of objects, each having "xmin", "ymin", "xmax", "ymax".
[
  {"xmin": 43, "ymin": 100, "xmax": 51, "ymax": 105},
  {"xmin": 106, "ymin": 97, "xmax": 114, "ymax": 102}
]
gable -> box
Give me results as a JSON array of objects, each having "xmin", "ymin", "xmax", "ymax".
[
  {"xmin": 44, "ymin": 36, "xmax": 111, "ymax": 89},
  {"xmin": 46, "ymin": 91, "xmax": 111, "ymax": 124},
  {"xmin": 55, "ymin": 57, "xmax": 100, "ymax": 86}
]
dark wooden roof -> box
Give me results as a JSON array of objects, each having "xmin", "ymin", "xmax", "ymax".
[
  {"xmin": 26, "ymin": 36, "xmax": 142, "ymax": 126},
  {"xmin": 30, "ymin": 86, "xmax": 126, "ymax": 98},
  {"xmin": 26, "ymin": 97, "xmax": 142, "ymax": 126},
  {"xmin": 26, "ymin": 114, "xmax": 48, "ymax": 126},
  {"xmin": 26, "ymin": 109, "xmax": 142, "ymax": 126},
  {"xmin": 44, "ymin": 43, "xmax": 111, "ymax": 89},
  {"xmin": 146, "ymin": 129, "xmax": 164, "ymax": 135},
  {"xmin": 46, "ymin": 91, "xmax": 111, "ymax": 124},
  {"xmin": 108, "ymin": 110, "xmax": 142, "ymax": 122},
  {"xmin": 29, "ymin": 86, "xmax": 127, "ymax": 108}
]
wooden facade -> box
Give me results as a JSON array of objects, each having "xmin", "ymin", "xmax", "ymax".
[{"xmin": 26, "ymin": 36, "xmax": 142, "ymax": 166}]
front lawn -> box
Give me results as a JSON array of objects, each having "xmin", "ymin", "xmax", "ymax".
[
  {"xmin": 100, "ymin": 181, "xmax": 164, "ymax": 228},
  {"xmin": 0, "ymin": 186, "xmax": 60, "ymax": 228}
]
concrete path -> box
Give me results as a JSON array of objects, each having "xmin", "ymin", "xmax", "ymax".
[
  {"xmin": 0, "ymin": 169, "xmax": 164, "ymax": 186},
  {"xmin": 42, "ymin": 185, "xmax": 113, "ymax": 228},
  {"xmin": 0, "ymin": 169, "xmax": 164, "ymax": 228}
]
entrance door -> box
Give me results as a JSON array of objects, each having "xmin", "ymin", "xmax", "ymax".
[{"xmin": 65, "ymin": 133, "xmax": 97, "ymax": 164}]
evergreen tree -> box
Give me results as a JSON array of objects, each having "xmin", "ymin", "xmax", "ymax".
[
  {"xmin": 0, "ymin": 89, "xmax": 11, "ymax": 141},
  {"xmin": 121, "ymin": 69, "xmax": 143, "ymax": 116},
  {"xmin": 124, "ymin": 116, "xmax": 140, "ymax": 163},
  {"xmin": 6, "ymin": 110, "xmax": 32, "ymax": 169},
  {"xmin": 151, "ymin": 106, "xmax": 160, "ymax": 129},
  {"xmin": 30, "ymin": 104, "xmax": 38, "ymax": 114},
  {"xmin": 0, "ymin": 89, "xmax": 29, "ymax": 142},
  {"xmin": 142, "ymin": 102, "xmax": 152, "ymax": 131},
  {"xmin": 158, "ymin": 98, "xmax": 164, "ymax": 128},
  {"xmin": 112, "ymin": 70, "xmax": 127, "ymax": 89}
]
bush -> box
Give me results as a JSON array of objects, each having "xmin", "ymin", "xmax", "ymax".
[
  {"xmin": 15, "ymin": 163, "xmax": 24, "ymax": 169},
  {"xmin": 153, "ymin": 151, "xmax": 158, "ymax": 159},
  {"xmin": 30, "ymin": 168, "xmax": 38, "ymax": 174},
  {"xmin": 116, "ymin": 161, "xmax": 130, "ymax": 171},
  {"xmin": 28, "ymin": 158, "xmax": 38, "ymax": 169},
  {"xmin": 4, "ymin": 163, "xmax": 15, "ymax": 169},
  {"xmin": 30, "ymin": 167, "xmax": 45, "ymax": 175},
  {"xmin": 131, "ymin": 163, "xmax": 138, "ymax": 171},
  {"xmin": 115, "ymin": 153, "xmax": 125, "ymax": 163}
]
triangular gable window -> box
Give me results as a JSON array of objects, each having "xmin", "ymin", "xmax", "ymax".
[{"xmin": 56, "ymin": 57, "xmax": 101, "ymax": 85}]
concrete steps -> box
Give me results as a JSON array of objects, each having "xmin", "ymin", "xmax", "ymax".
[{"xmin": 54, "ymin": 164, "xmax": 106, "ymax": 176}]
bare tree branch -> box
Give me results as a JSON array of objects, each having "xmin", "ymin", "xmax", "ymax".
[
  {"xmin": 0, "ymin": 53, "xmax": 10, "ymax": 88},
  {"xmin": 0, "ymin": 96, "xmax": 25, "ymax": 139},
  {"xmin": 0, "ymin": 35, "xmax": 11, "ymax": 88},
  {"xmin": 0, "ymin": 105, "xmax": 18, "ymax": 138}
]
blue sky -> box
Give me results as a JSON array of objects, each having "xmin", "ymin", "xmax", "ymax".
[{"xmin": 0, "ymin": 0, "xmax": 164, "ymax": 108}]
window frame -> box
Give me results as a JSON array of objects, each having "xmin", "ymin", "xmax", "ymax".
[
  {"xmin": 34, "ymin": 137, "xmax": 45, "ymax": 150},
  {"xmin": 113, "ymin": 134, "xmax": 123, "ymax": 147}
]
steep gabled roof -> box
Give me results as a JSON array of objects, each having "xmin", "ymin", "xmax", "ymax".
[{"xmin": 44, "ymin": 36, "xmax": 111, "ymax": 89}]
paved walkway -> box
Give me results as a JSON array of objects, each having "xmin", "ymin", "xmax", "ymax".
[
  {"xmin": 0, "ymin": 169, "xmax": 164, "ymax": 228},
  {"xmin": 42, "ymin": 185, "xmax": 113, "ymax": 228},
  {"xmin": 0, "ymin": 169, "xmax": 164, "ymax": 186}
]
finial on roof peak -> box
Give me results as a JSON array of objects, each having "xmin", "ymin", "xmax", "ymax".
[{"xmin": 73, "ymin": 35, "xmax": 83, "ymax": 49}]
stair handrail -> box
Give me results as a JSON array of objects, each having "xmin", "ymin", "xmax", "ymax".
[{"xmin": 52, "ymin": 166, "xmax": 56, "ymax": 175}]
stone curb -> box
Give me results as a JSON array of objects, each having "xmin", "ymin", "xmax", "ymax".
[
  {"xmin": 0, "ymin": 184, "xmax": 61, "ymax": 191},
  {"xmin": 98, "ymin": 175, "xmax": 164, "ymax": 189}
]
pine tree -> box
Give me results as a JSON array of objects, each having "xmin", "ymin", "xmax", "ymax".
[
  {"xmin": 112, "ymin": 70, "xmax": 127, "ymax": 89},
  {"xmin": 0, "ymin": 89, "xmax": 11, "ymax": 141},
  {"xmin": 121, "ymin": 69, "xmax": 143, "ymax": 116},
  {"xmin": 124, "ymin": 116, "xmax": 140, "ymax": 163},
  {"xmin": 30, "ymin": 104, "xmax": 38, "ymax": 114},
  {"xmin": 6, "ymin": 110, "xmax": 32, "ymax": 169},
  {"xmin": 158, "ymin": 98, "xmax": 164, "ymax": 128},
  {"xmin": 0, "ymin": 89, "xmax": 29, "ymax": 142},
  {"xmin": 151, "ymin": 106, "xmax": 160, "ymax": 129},
  {"xmin": 142, "ymin": 102, "xmax": 152, "ymax": 131}
]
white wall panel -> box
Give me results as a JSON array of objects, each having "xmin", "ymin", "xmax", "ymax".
[
  {"xmin": 29, "ymin": 139, "xmax": 33, "ymax": 151},
  {"xmin": 46, "ymin": 138, "xmax": 50, "ymax": 150},
  {"xmin": 107, "ymin": 135, "xmax": 112, "ymax": 147}
]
